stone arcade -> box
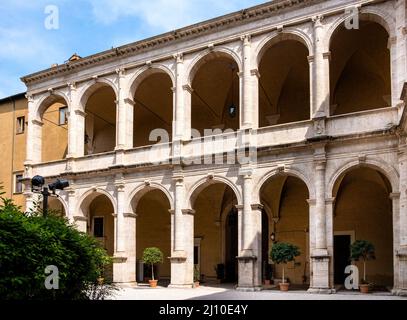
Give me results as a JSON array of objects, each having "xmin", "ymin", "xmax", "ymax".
[{"xmin": 21, "ymin": 0, "xmax": 407, "ymax": 295}]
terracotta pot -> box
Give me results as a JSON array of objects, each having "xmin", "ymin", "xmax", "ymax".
[
  {"xmin": 279, "ymin": 282, "xmax": 290, "ymax": 291},
  {"xmin": 264, "ymin": 280, "xmax": 271, "ymax": 286},
  {"xmin": 149, "ymin": 280, "xmax": 158, "ymax": 288},
  {"xmin": 194, "ymin": 281, "xmax": 200, "ymax": 288},
  {"xmin": 360, "ymin": 284, "xmax": 369, "ymax": 294}
]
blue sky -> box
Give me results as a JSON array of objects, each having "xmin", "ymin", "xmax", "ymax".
[{"xmin": 0, "ymin": 0, "xmax": 266, "ymax": 99}]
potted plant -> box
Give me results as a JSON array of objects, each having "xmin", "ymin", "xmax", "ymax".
[
  {"xmin": 270, "ymin": 242, "xmax": 300, "ymax": 291},
  {"xmin": 350, "ymin": 240, "xmax": 376, "ymax": 294},
  {"xmin": 194, "ymin": 265, "xmax": 200, "ymax": 288},
  {"xmin": 142, "ymin": 247, "xmax": 163, "ymax": 288},
  {"xmin": 214, "ymin": 264, "xmax": 225, "ymax": 284}
]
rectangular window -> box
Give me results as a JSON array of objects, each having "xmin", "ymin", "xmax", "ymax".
[
  {"xmin": 14, "ymin": 174, "xmax": 23, "ymax": 194},
  {"xmin": 93, "ymin": 217, "xmax": 104, "ymax": 238},
  {"xmin": 59, "ymin": 106, "xmax": 68, "ymax": 125},
  {"xmin": 16, "ymin": 116, "xmax": 25, "ymax": 134}
]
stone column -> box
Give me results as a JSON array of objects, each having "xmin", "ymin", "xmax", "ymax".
[
  {"xmin": 395, "ymin": 139, "xmax": 407, "ymax": 295},
  {"xmin": 116, "ymin": 68, "xmax": 134, "ymax": 150},
  {"xmin": 237, "ymin": 168, "xmax": 261, "ymax": 291},
  {"xmin": 66, "ymin": 187, "xmax": 76, "ymax": 224},
  {"xmin": 311, "ymin": 16, "xmax": 330, "ymax": 118},
  {"xmin": 72, "ymin": 109, "xmax": 86, "ymax": 158},
  {"xmin": 308, "ymin": 155, "xmax": 333, "ymax": 293},
  {"xmin": 394, "ymin": 0, "xmax": 407, "ymax": 113},
  {"xmin": 241, "ymin": 35, "xmax": 257, "ymax": 129},
  {"xmin": 173, "ymin": 54, "xmax": 185, "ymax": 141},
  {"xmin": 26, "ymin": 95, "xmax": 43, "ymax": 165},
  {"xmin": 183, "ymin": 84, "xmax": 193, "ymax": 141},
  {"xmin": 112, "ymin": 180, "xmax": 137, "ymax": 284},
  {"xmin": 169, "ymin": 175, "xmax": 193, "ymax": 287}
]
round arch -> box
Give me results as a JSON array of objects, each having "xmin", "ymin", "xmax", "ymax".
[
  {"xmin": 46, "ymin": 196, "xmax": 68, "ymax": 216},
  {"xmin": 327, "ymin": 159, "xmax": 399, "ymax": 198},
  {"xmin": 186, "ymin": 47, "xmax": 243, "ymax": 86},
  {"xmin": 128, "ymin": 182, "xmax": 174, "ymax": 213},
  {"xmin": 76, "ymin": 188, "xmax": 117, "ymax": 217},
  {"xmin": 186, "ymin": 176, "xmax": 242, "ymax": 210},
  {"xmin": 78, "ymin": 79, "xmax": 119, "ymax": 111},
  {"xmin": 127, "ymin": 65, "xmax": 175, "ymax": 99},
  {"xmin": 325, "ymin": 9, "xmax": 395, "ymax": 52},
  {"xmin": 255, "ymin": 30, "xmax": 312, "ymax": 68},
  {"xmin": 255, "ymin": 167, "xmax": 314, "ymax": 203},
  {"xmin": 35, "ymin": 92, "xmax": 70, "ymax": 121}
]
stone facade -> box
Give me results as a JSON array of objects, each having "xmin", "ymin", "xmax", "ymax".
[{"xmin": 20, "ymin": 0, "xmax": 407, "ymax": 294}]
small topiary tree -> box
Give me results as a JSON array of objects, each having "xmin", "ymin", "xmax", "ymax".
[
  {"xmin": 350, "ymin": 240, "xmax": 375, "ymax": 284},
  {"xmin": 142, "ymin": 247, "xmax": 163, "ymax": 281},
  {"xmin": 270, "ymin": 242, "xmax": 300, "ymax": 284}
]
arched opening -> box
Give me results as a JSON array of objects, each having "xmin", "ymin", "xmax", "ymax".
[
  {"xmin": 260, "ymin": 174, "xmax": 310, "ymax": 287},
  {"xmin": 132, "ymin": 189, "xmax": 171, "ymax": 285},
  {"xmin": 330, "ymin": 21, "xmax": 391, "ymax": 115},
  {"xmin": 258, "ymin": 38, "xmax": 310, "ymax": 127},
  {"xmin": 39, "ymin": 95, "xmax": 69, "ymax": 162},
  {"xmin": 333, "ymin": 167, "xmax": 393, "ymax": 290},
  {"xmin": 191, "ymin": 53, "xmax": 240, "ymax": 136},
  {"xmin": 79, "ymin": 192, "xmax": 115, "ymax": 282},
  {"xmin": 48, "ymin": 197, "xmax": 66, "ymax": 217},
  {"xmin": 83, "ymin": 85, "xmax": 117, "ymax": 155},
  {"xmin": 133, "ymin": 71, "xmax": 173, "ymax": 147},
  {"xmin": 192, "ymin": 182, "xmax": 238, "ymax": 284}
]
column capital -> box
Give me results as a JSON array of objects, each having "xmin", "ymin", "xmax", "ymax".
[
  {"xmin": 250, "ymin": 69, "xmax": 261, "ymax": 78},
  {"xmin": 124, "ymin": 97, "xmax": 135, "ymax": 106},
  {"xmin": 251, "ymin": 204, "xmax": 264, "ymax": 211},
  {"xmin": 239, "ymin": 167, "xmax": 253, "ymax": 178},
  {"xmin": 123, "ymin": 212, "xmax": 138, "ymax": 218},
  {"xmin": 173, "ymin": 53, "xmax": 184, "ymax": 63},
  {"xmin": 74, "ymin": 109, "xmax": 87, "ymax": 117},
  {"xmin": 322, "ymin": 52, "xmax": 331, "ymax": 61},
  {"xmin": 173, "ymin": 175, "xmax": 184, "ymax": 184},
  {"xmin": 182, "ymin": 84, "xmax": 194, "ymax": 93},
  {"xmin": 390, "ymin": 192, "xmax": 401, "ymax": 200},
  {"xmin": 314, "ymin": 159, "xmax": 326, "ymax": 170},
  {"xmin": 312, "ymin": 15, "xmax": 324, "ymax": 27},
  {"xmin": 182, "ymin": 209, "xmax": 195, "ymax": 215},
  {"xmin": 241, "ymin": 34, "xmax": 251, "ymax": 45},
  {"xmin": 235, "ymin": 204, "xmax": 244, "ymax": 210},
  {"xmin": 25, "ymin": 94, "xmax": 34, "ymax": 103},
  {"xmin": 307, "ymin": 198, "xmax": 316, "ymax": 206},
  {"xmin": 31, "ymin": 119, "xmax": 44, "ymax": 127},
  {"xmin": 115, "ymin": 183, "xmax": 126, "ymax": 192}
]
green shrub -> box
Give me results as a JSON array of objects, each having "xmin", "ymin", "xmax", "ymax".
[
  {"xmin": 270, "ymin": 242, "xmax": 300, "ymax": 284},
  {"xmin": 0, "ymin": 187, "xmax": 114, "ymax": 300},
  {"xmin": 142, "ymin": 247, "xmax": 163, "ymax": 281}
]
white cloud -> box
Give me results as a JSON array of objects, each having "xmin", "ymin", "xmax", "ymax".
[{"xmin": 89, "ymin": 0, "xmax": 259, "ymax": 30}]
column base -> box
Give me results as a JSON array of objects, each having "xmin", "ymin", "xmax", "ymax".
[
  {"xmin": 236, "ymin": 286, "xmax": 262, "ymax": 292},
  {"xmin": 307, "ymin": 287, "xmax": 336, "ymax": 294},
  {"xmin": 168, "ymin": 284, "xmax": 194, "ymax": 289},
  {"xmin": 115, "ymin": 281, "xmax": 138, "ymax": 288},
  {"xmin": 392, "ymin": 289, "xmax": 407, "ymax": 296},
  {"xmin": 237, "ymin": 253, "xmax": 260, "ymax": 289}
]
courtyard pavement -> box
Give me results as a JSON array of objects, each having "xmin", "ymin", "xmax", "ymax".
[{"xmin": 109, "ymin": 283, "xmax": 406, "ymax": 300}]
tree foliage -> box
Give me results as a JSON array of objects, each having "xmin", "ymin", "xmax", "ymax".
[
  {"xmin": 270, "ymin": 242, "xmax": 300, "ymax": 265},
  {"xmin": 0, "ymin": 186, "xmax": 115, "ymax": 300},
  {"xmin": 142, "ymin": 247, "xmax": 163, "ymax": 280},
  {"xmin": 350, "ymin": 240, "xmax": 376, "ymax": 262}
]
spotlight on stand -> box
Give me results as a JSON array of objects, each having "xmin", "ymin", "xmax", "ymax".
[
  {"xmin": 48, "ymin": 179, "xmax": 70, "ymax": 194},
  {"xmin": 30, "ymin": 175, "xmax": 69, "ymax": 217}
]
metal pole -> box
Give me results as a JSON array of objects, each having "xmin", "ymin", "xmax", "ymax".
[{"xmin": 42, "ymin": 187, "xmax": 49, "ymax": 217}]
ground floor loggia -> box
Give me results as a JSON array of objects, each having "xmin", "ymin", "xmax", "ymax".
[{"xmin": 46, "ymin": 163, "xmax": 403, "ymax": 294}]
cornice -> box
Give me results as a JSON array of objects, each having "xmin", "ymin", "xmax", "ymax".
[{"xmin": 21, "ymin": 0, "xmax": 316, "ymax": 85}]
